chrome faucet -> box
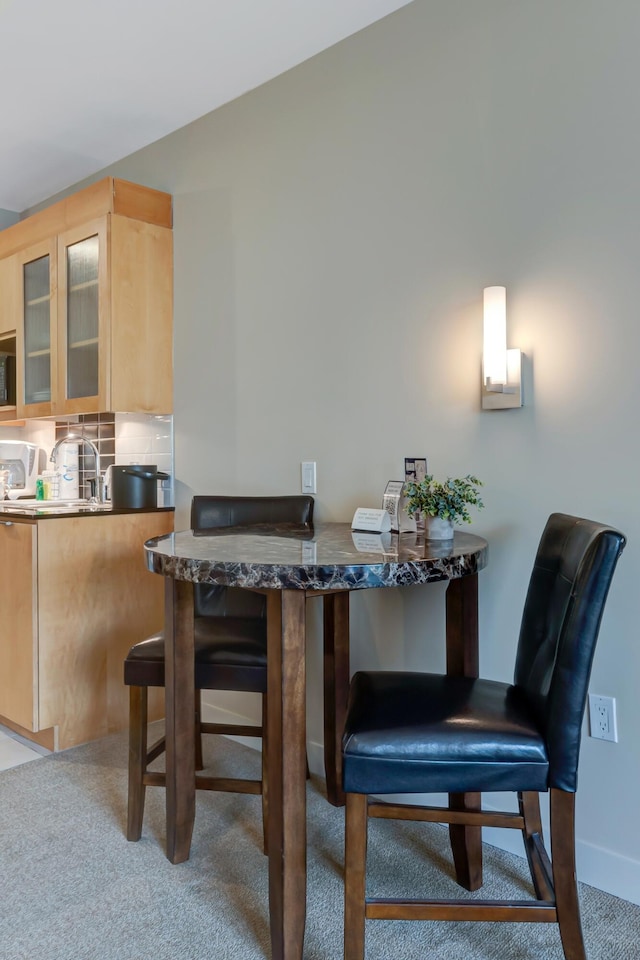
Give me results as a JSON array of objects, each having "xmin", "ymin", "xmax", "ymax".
[{"xmin": 50, "ymin": 435, "xmax": 106, "ymax": 503}]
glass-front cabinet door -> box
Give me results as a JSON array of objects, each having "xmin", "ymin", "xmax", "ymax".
[
  {"xmin": 16, "ymin": 239, "xmax": 57, "ymax": 418},
  {"xmin": 57, "ymin": 219, "xmax": 108, "ymax": 415}
]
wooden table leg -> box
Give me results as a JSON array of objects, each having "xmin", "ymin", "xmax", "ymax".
[
  {"xmin": 267, "ymin": 589, "xmax": 308, "ymax": 960},
  {"xmin": 323, "ymin": 591, "xmax": 350, "ymax": 807},
  {"xmin": 164, "ymin": 578, "xmax": 195, "ymax": 865},
  {"xmin": 446, "ymin": 574, "xmax": 483, "ymax": 891}
]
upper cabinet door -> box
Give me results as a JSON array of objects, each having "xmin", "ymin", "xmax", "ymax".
[
  {"xmin": 16, "ymin": 239, "xmax": 57, "ymax": 419},
  {"xmin": 56, "ymin": 218, "xmax": 109, "ymax": 415},
  {"xmin": 0, "ymin": 255, "xmax": 18, "ymax": 337},
  {"xmin": 1, "ymin": 179, "xmax": 172, "ymax": 419}
]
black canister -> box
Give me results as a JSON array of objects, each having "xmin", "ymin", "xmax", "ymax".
[{"xmin": 109, "ymin": 464, "xmax": 169, "ymax": 510}]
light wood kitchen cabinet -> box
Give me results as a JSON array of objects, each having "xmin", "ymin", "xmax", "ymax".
[
  {"xmin": 0, "ymin": 255, "xmax": 17, "ymax": 337},
  {"xmin": 0, "ymin": 511, "xmax": 172, "ymax": 751},
  {"xmin": 0, "ymin": 255, "xmax": 19, "ymax": 422},
  {"xmin": 0, "ymin": 520, "xmax": 36, "ymax": 730},
  {"xmin": 0, "ymin": 177, "xmax": 173, "ymax": 418},
  {"xmin": 0, "ymin": 332, "xmax": 18, "ymax": 424},
  {"xmin": 15, "ymin": 237, "xmax": 58, "ymax": 417}
]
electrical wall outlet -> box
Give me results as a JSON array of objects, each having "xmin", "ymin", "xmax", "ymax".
[{"xmin": 588, "ymin": 694, "xmax": 618, "ymax": 742}]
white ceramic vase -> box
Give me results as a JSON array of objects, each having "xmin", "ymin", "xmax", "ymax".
[{"xmin": 424, "ymin": 516, "xmax": 454, "ymax": 540}]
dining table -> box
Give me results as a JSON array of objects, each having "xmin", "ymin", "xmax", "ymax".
[{"xmin": 144, "ymin": 520, "xmax": 488, "ymax": 960}]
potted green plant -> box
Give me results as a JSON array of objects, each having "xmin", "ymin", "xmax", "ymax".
[{"xmin": 404, "ymin": 474, "xmax": 484, "ymax": 540}]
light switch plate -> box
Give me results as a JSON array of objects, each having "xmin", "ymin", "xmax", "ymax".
[{"xmin": 301, "ymin": 461, "xmax": 316, "ymax": 494}]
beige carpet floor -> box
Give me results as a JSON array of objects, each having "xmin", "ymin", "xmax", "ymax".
[{"xmin": 0, "ymin": 729, "xmax": 638, "ymax": 959}]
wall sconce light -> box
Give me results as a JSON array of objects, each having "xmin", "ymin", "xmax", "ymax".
[{"xmin": 482, "ymin": 285, "xmax": 523, "ymax": 409}]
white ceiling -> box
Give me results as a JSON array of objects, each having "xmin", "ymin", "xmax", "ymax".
[{"xmin": 0, "ymin": 0, "xmax": 413, "ymax": 212}]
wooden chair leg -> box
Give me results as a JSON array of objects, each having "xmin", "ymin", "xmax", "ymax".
[
  {"xmin": 261, "ymin": 692, "xmax": 269, "ymax": 856},
  {"xmin": 323, "ymin": 592, "xmax": 349, "ymax": 806},
  {"xmin": 127, "ymin": 685, "xmax": 147, "ymax": 842},
  {"xmin": 550, "ymin": 788, "xmax": 587, "ymax": 960},
  {"xmin": 344, "ymin": 792, "xmax": 368, "ymax": 960},
  {"xmin": 519, "ymin": 790, "xmax": 554, "ymax": 901},
  {"xmin": 194, "ymin": 688, "xmax": 204, "ymax": 771},
  {"xmin": 448, "ymin": 790, "xmax": 483, "ymax": 891}
]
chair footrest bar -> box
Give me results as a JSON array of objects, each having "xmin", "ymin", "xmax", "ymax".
[
  {"xmin": 195, "ymin": 776, "xmax": 262, "ymax": 794},
  {"xmin": 531, "ymin": 831, "xmax": 555, "ymax": 900},
  {"xmin": 368, "ymin": 801, "xmax": 525, "ymax": 830},
  {"xmin": 200, "ymin": 722, "xmax": 263, "ymax": 737},
  {"xmin": 365, "ymin": 898, "xmax": 558, "ymax": 922},
  {"xmin": 146, "ymin": 737, "xmax": 166, "ymax": 765},
  {"xmin": 142, "ymin": 772, "xmax": 166, "ymax": 787},
  {"xmin": 142, "ymin": 772, "xmax": 262, "ymax": 795}
]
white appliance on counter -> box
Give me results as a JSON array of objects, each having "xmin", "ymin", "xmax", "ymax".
[
  {"xmin": 54, "ymin": 440, "xmax": 80, "ymax": 499},
  {"xmin": 0, "ymin": 441, "xmax": 43, "ymax": 498}
]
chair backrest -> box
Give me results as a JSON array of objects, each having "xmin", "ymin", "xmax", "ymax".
[
  {"xmin": 513, "ymin": 512, "xmax": 625, "ymax": 791},
  {"xmin": 191, "ymin": 495, "xmax": 314, "ymax": 530},
  {"xmin": 190, "ymin": 495, "xmax": 314, "ymax": 619}
]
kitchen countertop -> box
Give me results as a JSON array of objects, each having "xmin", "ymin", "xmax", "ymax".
[{"xmin": 0, "ymin": 500, "xmax": 174, "ymax": 519}]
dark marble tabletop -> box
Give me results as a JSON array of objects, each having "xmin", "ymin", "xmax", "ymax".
[{"xmin": 144, "ymin": 521, "xmax": 488, "ymax": 592}]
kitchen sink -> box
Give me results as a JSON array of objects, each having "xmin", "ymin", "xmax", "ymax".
[
  {"xmin": 9, "ymin": 498, "xmax": 91, "ymax": 507},
  {"xmin": 0, "ymin": 498, "xmax": 112, "ymax": 513}
]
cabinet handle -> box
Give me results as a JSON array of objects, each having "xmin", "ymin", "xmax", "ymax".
[{"xmin": 0, "ymin": 520, "xmax": 13, "ymax": 526}]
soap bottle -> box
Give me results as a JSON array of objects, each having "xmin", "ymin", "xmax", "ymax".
[{"xmin": 35, "ymin": 477, "xmax": 45, "ymax": 500}]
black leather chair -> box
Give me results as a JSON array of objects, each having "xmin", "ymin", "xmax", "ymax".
[
  {"xmin": 124, "ymin": 494, "xmax": 314, "ymax": 848},
  {"xmin": 342, "ymin": 513, "xmax": 625, "ymax": 960}
]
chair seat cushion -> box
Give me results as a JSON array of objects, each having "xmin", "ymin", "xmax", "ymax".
[
  {"xmin": 342, "ymin": 671, "xmax": 549, "ymax": 795},
  {"xmin": 124, "ymin": 616, "xmax": 267, "ymax": 691}
]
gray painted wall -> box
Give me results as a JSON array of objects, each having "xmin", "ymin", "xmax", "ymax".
[
  {"xmin": 22, "ymin": 0, "xmax": 640, "ymax": 903},
  {"xmin": 0, "ymin": 208, "xmax": 18, "ymax": 229}
]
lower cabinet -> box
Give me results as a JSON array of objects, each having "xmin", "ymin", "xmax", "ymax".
[
  {"xmin": 0, "ymin": 520, "xmax": 36, "ymax": 731},
  {"xmin": 0, "ymin": 511, "xmax": 172, "ymax": 750}
]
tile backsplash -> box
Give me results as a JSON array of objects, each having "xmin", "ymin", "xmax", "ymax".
[
  {"xmin": 55, "ymin": 413, "xmax": 116, "ymax": 498},
  {"xmin": 0, "ymin": 413, "xmax": 174, "ymax": 506},
  {"xmin": 114, "ymin": 412, "xmax": 174, "ymax": 506}
]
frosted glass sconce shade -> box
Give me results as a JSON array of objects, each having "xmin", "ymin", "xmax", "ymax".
[
  {"xmin": 483, "ymin": 286, "xmax": 507, "ymax": 384},
  {"xmin": 482, "ymin": 285, "xmax": 523, "ymax": 410}
]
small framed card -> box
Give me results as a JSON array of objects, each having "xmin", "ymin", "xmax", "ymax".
[
  {"xmin": 404, "ymin": 457, "xmax": 427, "ymax": 484},
  {"xmin": 404, "ymin": 457, "xmax": 427, "ymax": 529}
]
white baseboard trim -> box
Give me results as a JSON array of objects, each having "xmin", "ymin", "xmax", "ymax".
[{"xmin": 200, "ymin": 698, "xmax": 640, "ymax": 907}]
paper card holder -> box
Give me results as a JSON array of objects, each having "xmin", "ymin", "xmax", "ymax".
[
  {"xmin": 351, "ymin": 507, "xmax": 391, "ymax": 533},
  {"xmin": 381, "ymin": 480, "xmax": 416, "ymax": 533}
]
